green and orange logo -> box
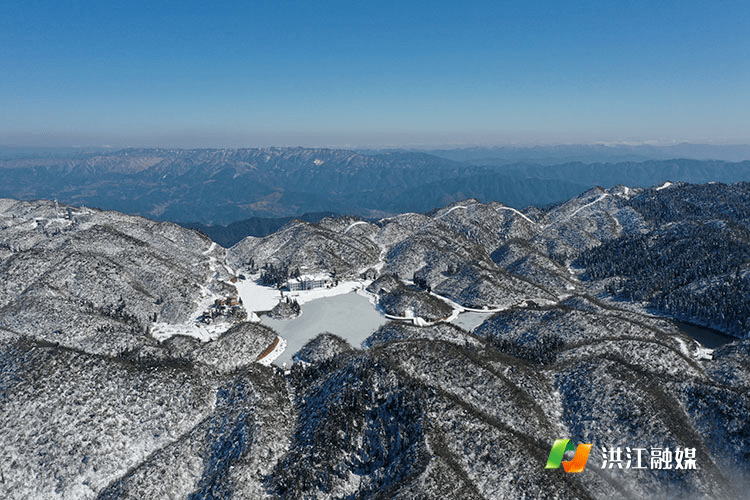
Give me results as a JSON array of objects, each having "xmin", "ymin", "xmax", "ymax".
[{"xmin": 545, "ymin": 439, "xmax": 593, "ymax": 473}]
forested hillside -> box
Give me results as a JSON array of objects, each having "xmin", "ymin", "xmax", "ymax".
[
  {"xmin": 1, "ymin": 182, "xmax": 749, "ymax": 499},
  {"xmin": 576, "ymin": 182, "xmax": 750, "ymax": 337}
]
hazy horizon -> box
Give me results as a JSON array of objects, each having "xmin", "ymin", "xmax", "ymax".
[
  {"xmin": 3, "ymin": 137, "xmax": 750, "ymax": 152},
  {"xmin": 3, "ymin": 1, "xmax": 749, "ymax": 149}
]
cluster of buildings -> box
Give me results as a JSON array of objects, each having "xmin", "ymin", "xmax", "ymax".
[{"xmin": 201, "ymin": 294, "xmax": 247, "ymax": 324}]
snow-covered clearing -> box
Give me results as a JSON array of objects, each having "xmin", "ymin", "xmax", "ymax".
[
  {"xmin": 656, "ymin": 181, "xmax": 674, "ymax": 191},
  {"xmin": 151, "ymin": 320, "xmax": 227, "ymax": 343},
  {"xmin": 450, "ymin": 311, "xmax": 491, "ymax": 332},
  {"xmin": 233, "ymin": 275, "xmax": 284, "ymax": 314}
]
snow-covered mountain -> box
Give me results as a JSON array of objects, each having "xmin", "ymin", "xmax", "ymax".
[{"xmin": 1, "ymin": 182, "xmax": 749, "ymax": 499}]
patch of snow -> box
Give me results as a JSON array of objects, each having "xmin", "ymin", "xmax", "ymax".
[
  {"xmin": 151, "ymin": 320, "xmax": 226, "ymax": 343},
  {"xmin": 450, "ymin": 311, "xmax": 489, "ymax": 332},
  {"xmin": 656, "ymin": 181, "xmax": 673, "ymax": 191},
  {"xmin": 565, "ymin": 263, "xmax": 584, "ymax": 280},
  {"xmin": 413, "ymin": 316, "xmax": 429, "ymax": 327},
  {"xmin": 674, "ymin": 337, "xmax": 690, "ymax": 357},
  {"xmin": 313, "ymin": 158, "xmax": 325, "ymax": 166}
]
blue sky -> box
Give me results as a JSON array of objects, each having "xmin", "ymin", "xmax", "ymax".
[{"xmin": 2, "ymin": 0, "xmax": 749, "ymax": 147}]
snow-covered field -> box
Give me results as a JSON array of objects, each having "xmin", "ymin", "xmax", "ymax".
[
  {"xmin": 234, "ymin": 273, "xmax": 372, "ymax": 313},
  {"xmin": 233, "ymin": 275, "xmax": 284, "ymax": 314},
  {"xmin": 450, "ymin": 311, "xmax": 491, "ymax": 332}
]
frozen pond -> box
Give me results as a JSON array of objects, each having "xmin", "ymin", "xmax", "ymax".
[{"xmin": 262, "ymin": 292, "xmax": 387, "ymax": 366}]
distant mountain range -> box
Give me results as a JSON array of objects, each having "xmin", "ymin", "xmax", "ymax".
[
  {"xmin": 2, "ymin": 146, "xmax": 750, "ymax": 227},
  {"xmin": 412, "ymin": 142, "xmax": 750, "ymax": 164}
]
